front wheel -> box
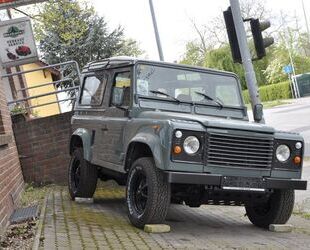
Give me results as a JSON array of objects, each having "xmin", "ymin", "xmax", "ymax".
[
  {"xmin": 68, "ymin": 148, "xmax": 98, "ymax": 200},
  {"xmin": 126, "ymin": 157, "xmax": 171, "ymax": 228},
  {"xmin": 245, "ymin": 189, "xmax": 294, "ymax": 228}
]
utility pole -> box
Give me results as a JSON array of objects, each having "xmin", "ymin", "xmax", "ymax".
[
  {"xmin": 302, "ymin": 0, "xmax": 310, "ymax": 44},
  {"xmin": 286, "ymin": 40, "xmax": 300, "ymax": 98},
  {"xmin": 229, "ymin": 0, "xmax": 264, "ymax": 123},
  {"xmin": 149, "ymin": 0, "xmax": 164, "ymax": 61},
  {"xmin": 280, "ymin": 11, "xmax": 300, "ymax": 98}
]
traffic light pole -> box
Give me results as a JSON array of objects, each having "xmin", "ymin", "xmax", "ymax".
[
  {"xmin": 149, "ymin": 0, "xmax": 164, "ymax": 61},
  {"xmin": 229, "ymin": 0, "xmax": 265, "ymax": 123}
]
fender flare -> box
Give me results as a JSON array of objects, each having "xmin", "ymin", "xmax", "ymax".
[
  {"xmin": 70, "ymin": 128, "xmax": 93, "ymax": 162},
  {"xmin": 125, "ymin": 132, "xmax": 165, "ymax": 171}
]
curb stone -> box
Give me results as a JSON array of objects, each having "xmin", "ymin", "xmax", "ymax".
[
  {"xmin": 32, "ymin": 193, "xmax": 48, "ymax": 250},
  {"xmin": 269, "ymin": 224, "xmax": 293, "ymax": 233},
  {"xmin": 75, "ymin": 197, "xmax": 94, "ymax": 203},
  {"xmin": 144, "ymin": 224, "xmax": 171, "ymax": 233}
]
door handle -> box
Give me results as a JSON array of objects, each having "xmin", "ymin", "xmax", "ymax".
[{"xmin": 101, "ymin": 125, "xmax": 108, "ymax": 131}]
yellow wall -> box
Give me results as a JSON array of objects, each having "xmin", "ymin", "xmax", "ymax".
[{"xmin": 22, "ymin": 63, "xmax": 60, "ymax": 117}]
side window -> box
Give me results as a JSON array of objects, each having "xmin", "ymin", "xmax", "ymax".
[
  {"xmin": 111, "ymin": 71, "xmax": 131, "ymax": 107},
  {"xmin": 80, "ymin": 73, "xmax": 107, "ymax": 106}
]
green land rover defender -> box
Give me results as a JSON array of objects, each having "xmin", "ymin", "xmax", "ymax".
[{"xmin": 68, "ymin": 57, "xmax": 307, "ymax": 229}]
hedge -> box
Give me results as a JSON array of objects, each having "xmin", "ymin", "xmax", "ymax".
[{"xmin": 242, "ymin": 81, "xmax": 292, "ymax": 104}]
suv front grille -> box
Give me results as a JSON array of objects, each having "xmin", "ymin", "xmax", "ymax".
[{"xmin": 206, "ymin": 132, "xmax": 274, "ymax": 168}]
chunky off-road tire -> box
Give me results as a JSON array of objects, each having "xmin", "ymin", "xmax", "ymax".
[
  {"xmin": 245, "ymin": 189, "xmax": 294, "ymax": 228},
  {"xmin": 68, "ymin": 148, "xmax": 98, "ymax": 200},
  {"xmin": 126, "ymin": 157, "xmax": 171, "ymax": 228}
]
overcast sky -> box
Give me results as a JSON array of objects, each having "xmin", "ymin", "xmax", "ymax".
[{"xmin": 92, "ymin": 0, "xmax": 310, "ymax": 62}]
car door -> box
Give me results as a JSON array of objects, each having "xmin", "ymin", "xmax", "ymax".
[
  {"xmin": 98, "ymin": 67, "xmax": 132, "ymax": 172},
  {"xmin": 77, "ymin": 70, "xmax": 109, "ymax": 166}
]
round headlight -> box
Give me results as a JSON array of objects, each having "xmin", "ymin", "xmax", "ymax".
[
  {"xmin": 295, "ymin": 142, "xmax": 302, "ymax": 149},
  {"xmin": 175, "ymin": 130, "xmax": 183, "ymax": 138},
  {"xmin": 276, "ymin": 144, "xmax": 290, "ymax": 162},
  {"xmin": 183, "ymin": 136, "xmax": 200, "ymax": 155}
]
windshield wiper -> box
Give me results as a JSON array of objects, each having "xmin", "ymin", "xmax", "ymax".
[
  {"xmin": 195, "ymin": 91, "xmax": 223, "ymax": 109},
  {"xmin": 150, "ymin": 90, "xmax": 180, "ymax": 103}
]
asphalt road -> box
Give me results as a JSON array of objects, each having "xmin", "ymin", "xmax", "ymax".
[
  {"xmin": 248, "ymin": 97, "xmax": 310, "ymax": 207},
  {"xmin": 248, "ymin": 96, "xmax": 310, "ymax": 156}
]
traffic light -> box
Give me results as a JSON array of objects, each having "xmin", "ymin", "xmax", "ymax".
[
  {"xmin": 224, "ymin": 6, "xmax": 274, "ymax": 63},
  {"xmin": 223, "ymin": 7, "xmax": 242, "ymax": 63},
  {"xmin": 250, "ymin": 19, "xmax": 274, "ymax": 59}
]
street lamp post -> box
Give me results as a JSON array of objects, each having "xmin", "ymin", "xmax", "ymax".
[{"xmin": 149, "ymin": 0, "xmax": 164, "ymax": 61}]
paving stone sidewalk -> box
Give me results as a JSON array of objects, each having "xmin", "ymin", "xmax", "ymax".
[{"xmin": 39, "ymin": 183, "xmax": 310, "ymax": 250}]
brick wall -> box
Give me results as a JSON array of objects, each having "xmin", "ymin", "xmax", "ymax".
[
  {"xmin": 0, "ymin": 78, "xmax": 24, "ymax": 233},
  {"xmin": 12, "ymin": 112, "xmax": 72, "ymax": 184},
  {"xmin": 0, "ymin": 110, "xmax": 4, "ymax": 134}
]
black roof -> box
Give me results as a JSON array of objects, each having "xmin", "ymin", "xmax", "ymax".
[{"xmin": 82, "ymin": 56, "xmax": 238, "ymax": 78}]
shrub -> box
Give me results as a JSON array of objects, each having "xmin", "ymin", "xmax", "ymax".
[{"xmin": 242, "ymin": 81, "xmax": 292, "ymax": 104}]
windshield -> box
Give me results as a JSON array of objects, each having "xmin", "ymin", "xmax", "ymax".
[{"xmin": 136, "ymin": 64, "xmax": 243, "ymax": 107}]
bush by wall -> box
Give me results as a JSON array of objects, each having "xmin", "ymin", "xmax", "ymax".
[{"xmin": 242, "ymin": 81, "xmax": 292, "ymax": 103}]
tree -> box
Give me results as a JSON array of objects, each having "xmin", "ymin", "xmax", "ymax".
[
  {"xmin": 181, "ymin": 41, "xmax": 205, "ymax": 67},
  {"xmin": 180, "ymin": 0, "xmax": 310, "ymax": 89},
  {"xmin": 116, "ymin": 38, "xmax": 145, "ymax": 58},
  {"xmin": 34, "ymin": 0, "xmax": 143, "ymax": 69},
  {"xmin": 185, "ymin": 0, "xmax": 272, "ymax": 56}
]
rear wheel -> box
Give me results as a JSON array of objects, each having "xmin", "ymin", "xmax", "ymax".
[
  {"xmin": 126, "ymin": 157, "xmax": 171, "ymax": 228},
  {"xmin": 68, "ymin": 148, "xmax": 98, "ymax": 200},
  {"xmin": 245, "ymin": 189, "xmax": 294, "ymax": 228}
]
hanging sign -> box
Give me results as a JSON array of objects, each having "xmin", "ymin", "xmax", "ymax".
[
  {"xmin": 0, "ymin": 17, "xmax": 38, "ymax": 67},
  {"xmin": 0, "ymin": 0, "xmax": 47, "ymax": 10}
]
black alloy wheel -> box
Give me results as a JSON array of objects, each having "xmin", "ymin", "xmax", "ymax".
[
  {"xmin": 68, "ymin": 148, "xmax": 98, "ymax": 200},
  {"xmin": 126, "ymin": 157, "xmax": 171, "ymax": 228}
]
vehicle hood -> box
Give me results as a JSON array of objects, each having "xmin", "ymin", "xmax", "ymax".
[{"xmin": 138, "ymin": 111, "xmax": 275, "ymax": 133}]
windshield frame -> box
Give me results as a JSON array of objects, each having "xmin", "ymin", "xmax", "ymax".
[{"xmin": 133, "ymin": 61, "xmax": 246, "ymax": 110}]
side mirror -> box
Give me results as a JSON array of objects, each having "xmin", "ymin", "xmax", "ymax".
[
  {"xmin": 253, "ymin": 103, "xmax": 263, "ymax": 122},
  {"xmin": 111, "ymin": 87, "xmax": 124, "ymax": 106}
]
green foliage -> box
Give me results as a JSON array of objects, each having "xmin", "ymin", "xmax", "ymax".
[
  {"xmin": 181, "ymin": 45, "xmax": 271, "ymax": 90},
  {"xmin": 264, "ymin": 45, "xmax": 292, "ymax": 84},
  {"xmin": 242, "ymin": 81, "xmax": 292, "ymax": 103},
  {"xmin": 21, "ymin": 183, "xmax": 54, "ymax": 206},
  {"xmin": 115, "ymin": 38, "xmax": 144, "ymax": 58},
  {"xmin": 242, "ymin": 90, "xmax": 250, "ymax": 104},
  {"xmin": 180, "ymin": 41, "xmax": 205, "ymax": 66},
  {"xmin": 34, "ymin": 0, "xmax": 143, "ymax": 68},
  {"xmin": 204, "ymin": 46, "xmax": 246, "ymax": 88},
  {"xmin": 181, "ymin": 15, "xmax": 310, "ymax": 91},
  {"xmin": 10, "ymin": 105, "xmax": 26, "ymax": 115}
]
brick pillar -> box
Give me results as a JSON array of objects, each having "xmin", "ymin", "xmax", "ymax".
[{"xmin": 0, "ymin": 69, "xmax": 24, "ymax": 234}]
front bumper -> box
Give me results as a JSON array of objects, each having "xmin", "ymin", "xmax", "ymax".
[{"xmin": 165, "ymin": 171, "xmax": 307, "ymax": 190}]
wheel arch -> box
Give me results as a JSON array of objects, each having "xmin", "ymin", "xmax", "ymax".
[
  {"xmin": 124, "ymin": 136, "xmax": 164, "ymax": 172},
  {"xmin": 70, "ymin": 128, "xmax": 93, "ymax": 162}
]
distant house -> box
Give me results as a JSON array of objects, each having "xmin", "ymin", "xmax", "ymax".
[{"xmin": 3, "ymin": 61, "xmax": 61, "ymax": 117}]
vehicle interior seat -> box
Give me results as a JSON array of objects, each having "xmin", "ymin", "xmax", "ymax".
[{"xmin": 123, "ymin": 87, "xmax": 131, "ymax": 106}]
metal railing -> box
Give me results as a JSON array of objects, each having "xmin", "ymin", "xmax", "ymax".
[
  {"xmin": 1, "ymin": 61, "xmax": 81, "ymax": 79},
  {"xmin": 1, "ymin": 61, "xmax": 81, "ymax": 113},
  {"xmin": 17, "ymin": 78, "xmax": 74, "ymax": 92},
  {"xmin": 7, "ymin": 86, "xmax": 79, "ymax": 105}
]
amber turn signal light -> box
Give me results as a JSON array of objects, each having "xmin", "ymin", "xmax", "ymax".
[
  {"xmin": 293, "ymin": 156, "xmax": 301, "ymax": 165},
  {"xmin": 173, "ymin": 145, "xmax": 182, "ymax": 154}
]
